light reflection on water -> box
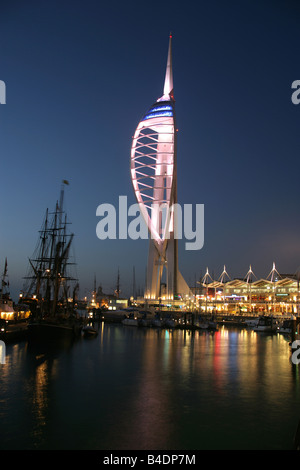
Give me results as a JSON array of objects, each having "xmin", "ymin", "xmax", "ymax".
[{"xmin": 0, "ymin": 324, "xmax": 299, "ymax": 450}]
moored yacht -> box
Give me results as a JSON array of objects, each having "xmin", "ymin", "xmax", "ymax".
[
  {"xmin": 82, "ymin": 324, "xmax": 98, "ymax": 337},
  {"xmin": 244, "ymin": 318, "xmax": 259, "ymax": 328},
  {"xmin": 253, "ymin": 315, "xmax": 279, "ymax": 333},
  {"xmin": 122, "ymin": 313, "xmax": 139, "ymax": 326},
  {"xmin": 278, "ymin": 318, "xmax": 295, "ymax": 335}
]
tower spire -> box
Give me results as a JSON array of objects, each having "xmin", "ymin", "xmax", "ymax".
[{"xmin": 158, "ymin": 34, "xmax": 174, "ymax": 102}]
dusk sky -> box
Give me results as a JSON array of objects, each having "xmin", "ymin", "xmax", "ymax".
[{"xmin": 1, "ymin": 0, "xmax": 300, "ymax": 301}]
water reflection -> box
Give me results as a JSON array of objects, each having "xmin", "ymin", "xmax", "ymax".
[{"xmin": 0, "ymin": 325, "xmax": 300, "ymax": 450}]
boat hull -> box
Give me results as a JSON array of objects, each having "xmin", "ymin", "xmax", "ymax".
[
  {"xmin": 122, "ymin": 318, "xmax": 138, "ymax": 326},
  {"xmin": 28, "ymin": 321, "xmax": 82, "ymax": 341},
  {"xmin": 245, "ymin": 320, "xmax": 259, "ymax": 328},
  {"xmin": 278, "ymin": 320, "xmax": 293, "ymax": 335},
  {"xmin": 82, "ymin": 326, "xmax": 98, "ymax": 337},
  {"xmin": 278, "ymin": 328, "xmax": 292, "ymax": 334},
  {"xmin": 253, "ymin": 315, "xmax": 279, "ymax": 333}
]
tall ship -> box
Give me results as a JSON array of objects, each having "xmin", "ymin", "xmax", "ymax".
[{"xmin": 22, "ymin": 181, "xmax": 82, "ymax": 339}]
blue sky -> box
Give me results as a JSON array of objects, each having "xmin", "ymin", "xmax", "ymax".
[{"xmin": 1, "ymin": 0, "xmax": 300, "ymax": 300}]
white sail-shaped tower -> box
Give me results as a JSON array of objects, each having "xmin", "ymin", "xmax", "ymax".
[{"xmin": 130, "ymin": 35, "xmax": 190, "ymax": 300}]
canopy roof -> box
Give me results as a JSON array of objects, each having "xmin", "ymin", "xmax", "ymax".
[{"xmin": 203, "ymin": 276, "xmax": 298, "ymax": 289}]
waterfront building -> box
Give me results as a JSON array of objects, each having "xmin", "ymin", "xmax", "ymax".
[
  {"xmin": 93, "ymin": 285, "xmax": 128, "ymax": 311},
  {"xmin": 130, "ymin": 35, "xmax": 190, "ymax": 302},
  {"xmin": 194, "ymin": 263, "xmax": 300, "ymax": 315}
]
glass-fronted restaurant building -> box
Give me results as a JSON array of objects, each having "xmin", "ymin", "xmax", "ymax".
[{"xmin": 196, "ymin": 276, "xmax": 300, "ymax": 315}]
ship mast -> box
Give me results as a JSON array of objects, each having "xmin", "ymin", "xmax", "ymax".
[
  {"xmin": 23, "ymin": 180, "xmax": 76, "ymax": 317},
  {"xmin": 1, "ymin": 258, "xmax": 9, "ymax": 303},
  {"xmin": 115, "ymin": 268, "xmax": 120, "ymax": 299}
]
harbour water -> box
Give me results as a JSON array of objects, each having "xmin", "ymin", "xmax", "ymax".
[{"xmin": 0, "ymin": 323, "xmax": 300, "ymax": 450}]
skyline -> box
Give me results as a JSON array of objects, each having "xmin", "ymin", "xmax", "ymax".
[{"xmin": 1, "ymin": 1, "xmax": 300, "ymax": 301}]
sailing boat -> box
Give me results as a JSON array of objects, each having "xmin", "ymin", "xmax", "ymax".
[
  {"xmin": 24, "ymin": 181, "xmax": 82, "ymax": 339},
  {"xmin": 0, "ymin": 258, "xmax": 15, "ymax": 320}
]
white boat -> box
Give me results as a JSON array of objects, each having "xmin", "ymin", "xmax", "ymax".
[
  {"xmin": 278, "ymin": 319, "xmax": 293, "ymax": 335},
  {"xmin": 137, "ymin": 310, "xmax": 151, "ymax": 327},
  {"xmin": 253, "ymin": 315, "xmax": 279, "ymax": 332},
  {"xmin": 138, "ymin": 318, "xmax": 148, "ymax": 327},
  {"xmin": 196, "ymin": 321, "xmax": 209, "ymax": 330},
  {"xmin": 244, "ymin": 318, "xmax": 259, "ymax": 328},
  {"xmin": 122, "ymin": 313, "xmax": 138, "ymax": 326},
  {"xmin": 196, "ymin": 319, "xmax": 218, "ymax": 330},
  {"xmin": 82, "ymin": 325, "xmax": 98, "ymax": 337},
  {"xmin": 151, "ymin": 313, "xmax": 162, "ymax": 327},
  {"xmin": 152, "ymin": 318, "xmax": 162, "ymax": 327},
  {"xmin": 164, "ymin": 318, "xmax": 175, "ymax": 328}
]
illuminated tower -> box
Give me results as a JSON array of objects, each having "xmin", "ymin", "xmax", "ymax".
[{"xmin": 130, "ymin": 35, "xmax": 190, "ymax": 300}]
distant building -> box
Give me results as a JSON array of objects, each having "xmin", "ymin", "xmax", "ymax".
[
  {"xmin": 195, "ymin": 267, "xmax": 300, "ymax": 315},
  {"xmin": 93, "ymin": 285, "xmax": 128, "ymax": 311}
]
